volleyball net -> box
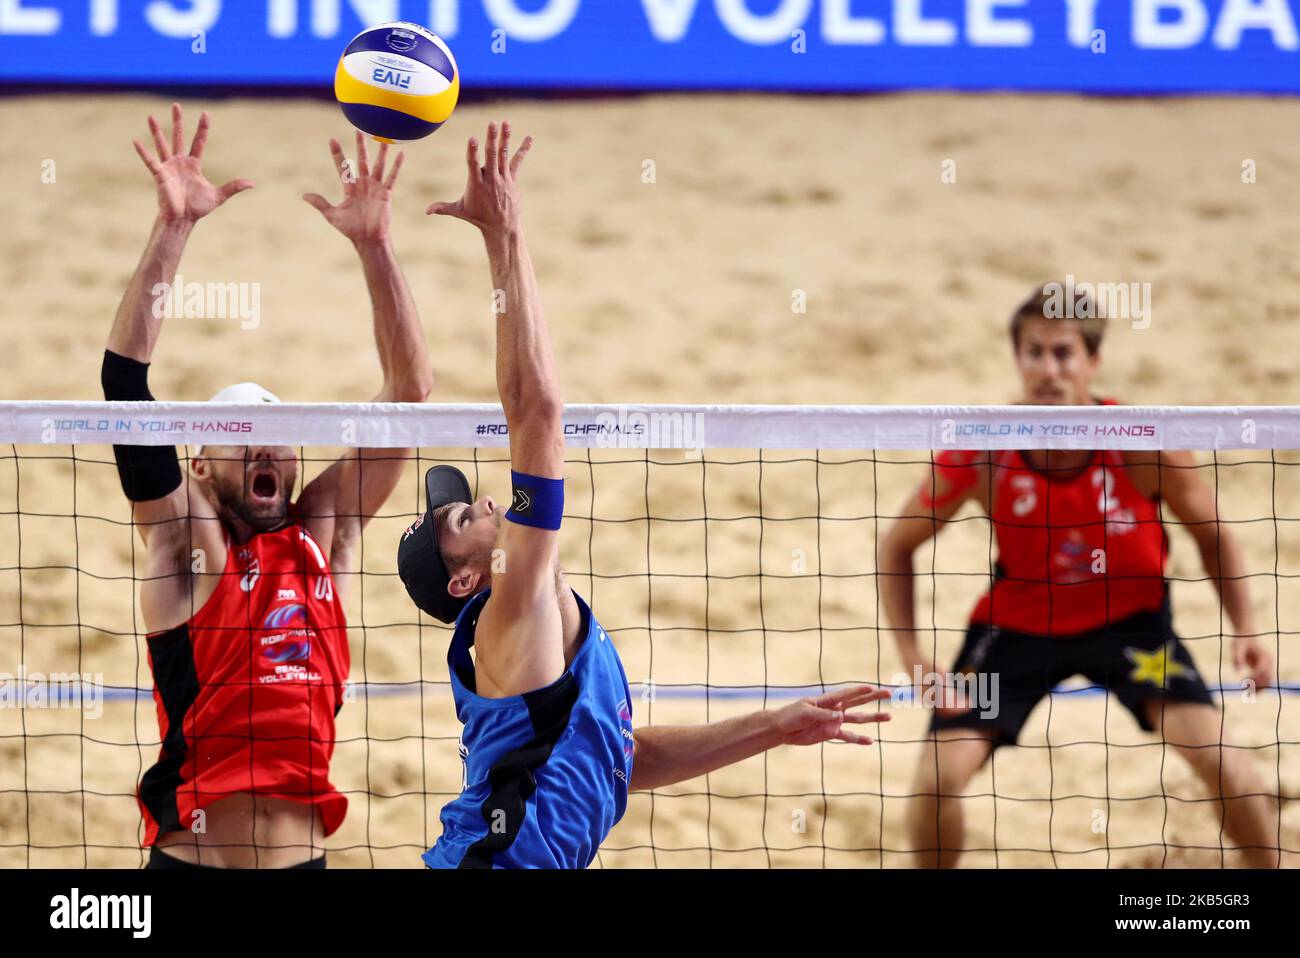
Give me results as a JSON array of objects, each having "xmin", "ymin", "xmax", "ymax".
[{"xmin": 0, "ymin": 401, "xmax": 1296, "ymax": 868}]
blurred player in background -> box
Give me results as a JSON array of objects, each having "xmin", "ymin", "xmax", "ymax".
[
  {"xmin": 102, "ymin": 104, "xmax": 432, "ymax": 868},
  {"xmin": 397, "ymin": 122, "xmax": 891, "ymax": 868},
  {"xmin": 879, "ymin": 286, "xmax": 1279, "ymax": 868}
]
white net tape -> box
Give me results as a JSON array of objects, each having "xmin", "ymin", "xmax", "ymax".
[
  {"xmin": 3, "ymin": 401, "xmax": 1299, "ymax": 450},
  {"xmin": 2, "ymin": 401, "xmax": 1297, "ymax": 866}
]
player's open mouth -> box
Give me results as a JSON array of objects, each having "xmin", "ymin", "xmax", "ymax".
[{"xmin": 250, "ymin": 471, "xmax": 279, "ymax": 502}]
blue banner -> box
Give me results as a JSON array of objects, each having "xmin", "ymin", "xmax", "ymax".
[{"xmin": 0, "ymin": 1, "xmax": 1295, "ymax": 93}]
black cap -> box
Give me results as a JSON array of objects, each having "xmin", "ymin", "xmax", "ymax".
[{"xmin": 397, "ymin": 465, "xmax": 474, "ymax": 624}]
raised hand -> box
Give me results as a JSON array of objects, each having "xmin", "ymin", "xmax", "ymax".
[
  {"xmin": 774, "ymin": 684, "xmax": 892, "ymax": 747},
  {"xmin": 304, "ymin": 133, "xmax": 404, "ymax": 244},
  {"xmin": 427, "ymin": 120, "xmax": 532, "ymax": 236},
  {"xmin": 132, "ymin": 103, "xmax": 254, "ymax": 225}
]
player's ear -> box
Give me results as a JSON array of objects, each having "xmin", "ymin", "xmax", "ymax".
[
  {"xmin": 190, "ymin": 450, "xmax": 210, "ymax": 481},
  {"xmin": 448, "ymin": 569, "xmax": 482, "ymax": 600}
]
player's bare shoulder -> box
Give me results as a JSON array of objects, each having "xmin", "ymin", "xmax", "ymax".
[
  {"xmin": 295, "ymin": 474, "xmax": 346, "ymax": 564},
  {"xmin": 1097, "ymin": 397, "xmax": 1177, "ymax": 499},
  {"xmin": 1119, "ymin": 449, "xmax": 1197, "ymax": 499},
  {"xmin": 925, "ymin": 448, "xmax": 996, "ymax": 515}
]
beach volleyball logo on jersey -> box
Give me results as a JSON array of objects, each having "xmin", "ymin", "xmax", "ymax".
[
  {"xmin": 258, "ymin": 600, "xmax": 317, "ymax": 677},
  {"xmin": 1052, "ymin": 531, "xmax": 1095, "ymax": 585}
]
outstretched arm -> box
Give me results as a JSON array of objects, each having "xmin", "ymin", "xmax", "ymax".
[
  {"xmin": 103, "ymin": 104, "xmax": 251, "ymax": 631},
  {"xmin": 107, "ymin": 104, "xmax": 254, "ymax": 363},
  {"xmin": 629, "ymin": 685, "xmax": 891, "ymax": 792},
  {"xmin": 299, "ymin": 135, "xmax": 432, "ymax": 578},
  {"xmin": 430, "ymin": 122, "xmax": 564, "ymax": 696},
  {"xmin": 305, "ymin": 135, "xmax": 428, "ymax": 402},
  {"xmin": 104, "ymin": 104, "xmax": 252, "ymax": 557},
  {"xmin": 106, "ymin": 218, "xmax": 192, "ymax": 363},
  {"xmin": 428, "ymin": 122, "xmax": 552, "ymax": 459}
]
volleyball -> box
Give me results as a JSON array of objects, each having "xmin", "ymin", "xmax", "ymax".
[{"xmin": 333, "ymin": 21, "xmax": 459, "ymax": 144}]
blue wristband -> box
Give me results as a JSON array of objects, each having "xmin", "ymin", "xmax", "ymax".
[{"xmin": 506, "ymin": 471, "xmax": 564, "ymax": 530}]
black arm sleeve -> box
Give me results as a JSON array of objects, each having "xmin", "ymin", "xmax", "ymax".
[{"xmin": 101, "ymin": 349, "xmax": 183, "ymax": 502}]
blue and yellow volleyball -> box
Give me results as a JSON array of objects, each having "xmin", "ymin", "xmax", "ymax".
[{"xmin": 334, "ymin": 21, "xmax": 459, "ymax": 144}]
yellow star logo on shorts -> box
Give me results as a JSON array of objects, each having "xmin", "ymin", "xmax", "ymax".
[{"xmin": 1125, "ymin": 642, "xmax": 1189, "ymax": 687}]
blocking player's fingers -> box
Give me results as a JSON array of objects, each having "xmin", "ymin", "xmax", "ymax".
[
  {"xmin": 384, "ymin": 150, "xmax": 405, "ymax": 190},
  {"xmin": 329, "ymin": 137, "xmax": 348, "ymax": 183},
  {"xmin": 133, "ymin": 140, "xmax": 162, "ymax": 176},
  {"xmin": 483, "ymin": 122, "xmax": 499, "ymax": 177},
  {"xmin": 498, "ymin": 121, "xmax": 511, "ymax": 176},
  {"xmin": 465, "ymin": 136, "xmax": 480, "ymax": 176},
  {"xmin": 217, "ymin": 178, "xmax": 255, "ymax": 202},
  {"xmin": 190, "ymin": 111, "xmax": 211, "ymax": 159},
  {"xmin": 510, "ymin": 135, "xmax": 534, "ymax": 178},
  {"xmin": 374, "ymin": 141, "xmax": 389, "ymax": 183},
  {"xmin": 355, "ymin": 131, "xmax": 370, "ymax": 179},
  {"xmin": 841, "ymin": 711, "xmax": 891, "ymax": 724},
  {"xmin": 170, "ymin": 102, "xmax": 185, "ymax": 158},
  {"xmin": 148, "ymin": 115, "xmax": 170, "ymax": 160},
  {"xmin": 302, "ymin": 192, "xmax": 332, "ymax": 215}
]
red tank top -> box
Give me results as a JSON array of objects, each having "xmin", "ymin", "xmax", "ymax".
[
  {"xmin": 138, "ymin": 520, "xmax": 350, "ymax": 845},
  {"xmin": 922, "ymin": 446, "xmax": 1168, "ymax": 636}
]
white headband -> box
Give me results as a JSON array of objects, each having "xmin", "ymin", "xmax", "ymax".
[
  {"xmin": 193, "ymin": 382, "xmax": 281, "ymax": 457},
  {"xmin": 208, "ymin": 382, "xmax": 281, "ymax": 404}
]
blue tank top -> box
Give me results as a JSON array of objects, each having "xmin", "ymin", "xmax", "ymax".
[{"xmin": 422, "ymin": 588, "xmax": 634, "ymax": 869}]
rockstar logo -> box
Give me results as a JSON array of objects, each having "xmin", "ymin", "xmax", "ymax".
[{"xmin": 1125, "ymin": 642, "xmax": 1189, "ymax": 687}]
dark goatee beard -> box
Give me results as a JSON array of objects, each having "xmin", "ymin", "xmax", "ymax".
[{"xmin": 214, "ymin": 478, "xmax": 288, "ymax": 533}]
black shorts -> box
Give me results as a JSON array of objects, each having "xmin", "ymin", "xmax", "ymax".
[
  {"xmin": 929, "ymin": 599, "xmax": 1214, "ymax": 747},
  {"xmin": 146, "ymin": 847, "xmax": 327, "ymax": 869}
]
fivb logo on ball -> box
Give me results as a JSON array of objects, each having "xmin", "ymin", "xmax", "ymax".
[{"xmin": 335, "ymin": 21, "xmax": 460, "ymax": 144}]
